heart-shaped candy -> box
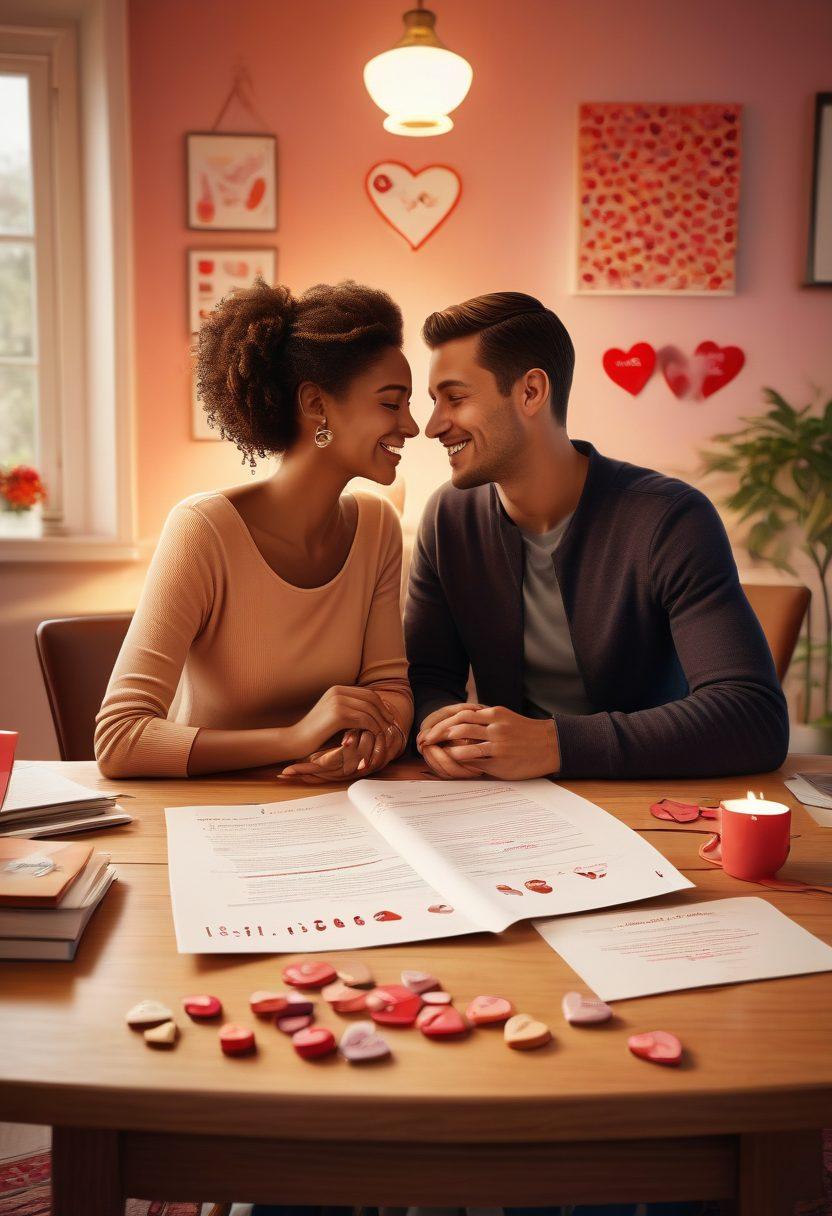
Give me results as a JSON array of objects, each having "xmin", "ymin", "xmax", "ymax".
[
  {"xmin": 249, "ymin": 990, "xmax": 290, "ymax": 1016},
  {"xmin": 418, "ymin": 1005, "xmax": 470, "ymax": 1038},
  {"xmin": 339, "ymin": 1020, "xmax": 392, "ymax": 1063},
  {"xmin": 562, "ymin": 991, "xmax": 613, "ymax": 1025},
  {"xmin": 602, "ymin": 343, "xmax": 656, "ymax": 395},
  {"xmin": 292, "ymin": 1025, "xmax": 337, "ymax": 1060},
  {"xmin": 285, "ymin": 992, "xmax": 315, "ymax": 1016},
  {"xmin": 628, "ymin": 1030, "xmax": 682, "ymax": 1066},
  {"xmin": 421, "ymin": 990, "xmax": 453, "ymax": 1006},
  {"xmin": 144, "ymin": 1020, "xmax": 178, "ymax": 1047},
  {"xmin": 696, "ymin": 341, "xmax": 745, "ymax": 397},
  {"xmin": 283, "ymin": 961, "xmax": 337, "ymax": 989},
  {"xmin": 219, "ymin": 1023, "xmax": 256, "ymax": 1056},
  {"xmin": 336, "ymin": 962, "xmax": 375, "ymax": 988},
  {"xmin": 276, "ymin": 1013, "xmax": 313, "ymax": 1035},
  {"xmin": 466, "ymin": 995, "xmax": 514, "ymax": 1025},
  {"xmin": 365, "ymin": 162, "xmax": 462, "ymax": 251},
  {"xmin": 182, "ymin": 994, "xmax": 222, "ymax": 1020},
  {"xmin": 401, "ymin": 970, "xmax": 440, "ymax": 994},
  {"xmin": 126, "ymin": 1000, "xmax": 174, "ymax": 1028},
  {"xmin": 504, "ymin": 1014, "xmax": 552, "ymax": 1051},
  {"xmin": 368, "ymin": 984, "xmax": 422, "ymax": 1026}
]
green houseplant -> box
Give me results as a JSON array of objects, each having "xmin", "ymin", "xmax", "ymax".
[{"xmin": 700, "ymin": 388, "xmax": 832, "ymax": 725}]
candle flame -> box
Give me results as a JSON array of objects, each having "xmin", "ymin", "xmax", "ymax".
[{"xmin": 745, "ymin": 790, "xmax": 766, "ymax": 801}]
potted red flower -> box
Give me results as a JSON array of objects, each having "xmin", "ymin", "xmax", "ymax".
[{"xmin": 0, "ymin": 466, "xmax": 47, "ymax": 528}]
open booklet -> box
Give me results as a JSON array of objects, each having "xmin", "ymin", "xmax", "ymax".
[{"xmin": 165, "ymin": 779, "xmax": 693, "ymax": 954}]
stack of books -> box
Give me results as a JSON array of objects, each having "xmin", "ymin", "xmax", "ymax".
[
  {"xmin": 0, "ymin": 837, "xmax": 117, "ymax": 959},
  {"xmin": 0, "ymin": 762, "xmax": 132, "ymax": 837}
]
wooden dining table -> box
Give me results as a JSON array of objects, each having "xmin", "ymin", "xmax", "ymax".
[{"xmin": 2, "ymin": 755, "xmax": 832, "ymax": 1216}]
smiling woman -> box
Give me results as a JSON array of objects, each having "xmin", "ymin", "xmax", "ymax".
[{"xmin": 94, "ymin": 279, "xmax": 417, "ymax": 784}]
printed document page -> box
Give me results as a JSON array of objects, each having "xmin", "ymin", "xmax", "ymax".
[
  {"xmin": 164, "ymin": 791, "xmax": 480, "ymax": 953},
  {"xmin": 348, "ymin": 778, "xmax": 692, "ymax": 933},
  {"xmin": 534, "ymin": 895, "xmax": 832, "ymax": 1000}
]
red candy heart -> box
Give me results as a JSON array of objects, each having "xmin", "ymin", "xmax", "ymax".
[
  {"xmin": 182, "ymin": 994, "xmax": 222, "ymax": 1019},
  {"xmin": 292, "ymin": 1025, "xmax": 337, "ymax": 1060},
  {"xmin": 602, "ymin": 343, "xmax": 656, "ymax": 395},
  {"xmin": 282, "ymin": 961, "xmax": 337, "ymax": 989},
  {"xmin": 628, "ymin": 1030, "xmax": 682, "ymax": 1066},
  {"xmin": 418, "ymin": 1005, "xmax": 470, "ymax": 1038},
  {"xmin": 249, "ymin": 990, "xmax": 290, "ymax": 1016},
  {"xmin": 695, "ymin": 341, "xmax": 745, "ymax": 397},
  {"xmin": 219, "ymin": 1023, "xmax": 256, "ymax": 1056},
  {"xmin": 368, "ymin": 984, "xmax": 422, "ymax": 1027}
]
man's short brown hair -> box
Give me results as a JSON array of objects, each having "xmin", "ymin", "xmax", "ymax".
[{"xmin": 422, "ymin": 292, "xmax": 575, "ymax": 424}]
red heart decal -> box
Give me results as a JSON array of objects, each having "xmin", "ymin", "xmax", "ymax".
[
  {"xmin": 365, "ymin": 161, "xmax": 462, "ymax": 251},
  {"xmin": 373, "ymin": 909, "xmax": 401, "ymax": 922},
  {"xmin": 695, "ymin": 341, "xmax": 745, "ymax": 397},
  {"xmin": 602, "ymin": 343, "xmax": 656, "ymax": 395},
  {"xmin": 661, "ymin": 351, "xmax": 692, "ymax": 398}
]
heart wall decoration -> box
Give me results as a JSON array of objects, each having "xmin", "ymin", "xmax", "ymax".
[
  {"xmin": 602, "ymin": 343, "xmax": 656, "ymax": 395},
  {"xmin": 660, "ymin": 342, "xmax": 746, "ymax": 400},
  {"xmin": 366, "ymin": 161, "xmax": 462, "ymax": 251}
]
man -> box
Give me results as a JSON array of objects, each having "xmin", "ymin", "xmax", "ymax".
[{"xmin": 406, "ymin": 291, "xmax": 789, "ymax": 781}]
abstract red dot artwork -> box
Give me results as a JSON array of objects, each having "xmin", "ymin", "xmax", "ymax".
[{"xmin": 576, "ymin": 102, "xmax": 742, "ymax": 294}]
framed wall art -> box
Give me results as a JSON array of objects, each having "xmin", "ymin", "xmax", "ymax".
[
  {"xmin": 576, "ymin": 102, "xmax": 742, "ymax": 295},
  {"xmin": 806, "ymin": 93, "xmax": 832, "ymax": 287},
  {"xmin": 186, "ymin": 132, "xmax": 277, "ymax": 231},
  {"xmin": 187, "ymin": 247, "xmax": 276, "ymax": 333}
]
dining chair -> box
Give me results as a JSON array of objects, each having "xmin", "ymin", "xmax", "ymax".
[
  {"xmin": 35, "ymin": 614, "xmax": 133, "ymax": 761},
  {"xmin": 742, "ymin": 583, "xmax": 811, "ymax": 682}
]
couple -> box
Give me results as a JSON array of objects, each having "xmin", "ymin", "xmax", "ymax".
[{"xmin": 94, "ymin": 279, "xmax": 788, "ymax": 783}]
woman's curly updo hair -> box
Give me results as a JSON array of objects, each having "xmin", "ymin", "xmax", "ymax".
[{"xmin": 195, "ymin": 279, "xmax": 404, "ymax": 467}]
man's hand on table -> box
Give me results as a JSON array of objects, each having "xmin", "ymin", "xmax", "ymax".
[{"xmin": 416, "ymin": 703, "xmax": 561, "ymax": 781}]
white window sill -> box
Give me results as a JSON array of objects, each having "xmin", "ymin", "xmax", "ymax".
[{"xmin": 0, "ymin": 535, "xmax": 139, "ymax": 563}]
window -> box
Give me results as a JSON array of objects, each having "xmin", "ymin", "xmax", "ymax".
[{"xmin": 0, "ymin": 18, "xmax": 136, "ymax": 559}]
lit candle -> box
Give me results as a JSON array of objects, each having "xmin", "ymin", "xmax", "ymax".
[{"xmin": 719, "ymin": 790, "xmax": 791, "ymax": 880}]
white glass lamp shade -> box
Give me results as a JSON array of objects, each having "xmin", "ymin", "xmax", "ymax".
[{"xmin": 364, "ymin": 44, "xmax": 473, "ymax": 137}]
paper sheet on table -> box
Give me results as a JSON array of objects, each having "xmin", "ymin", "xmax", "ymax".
[
  {"xmin": 534, "ymin": 895, "xmax": 832, "ymax": 1000},
  {"xmin": 350, "ymin": 779, "xmax": 692, "ymax": 932},
  {"xmin": 166, "ymin": 779, "xmax": 691, "ymax": 954},
  {"xmin": 164, "ymin": 791, "xmax": 482, "ymax": 954},
  {"xmin": 785, "ymin": 775, "xmax": 832, "ymax": 827}
]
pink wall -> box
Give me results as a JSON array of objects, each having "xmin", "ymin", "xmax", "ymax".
[
  {"xmin": 129, "ymin": 0, "xmax": 832, "ymax": 539},
  {"xmin": 5, "ymin": 0, "xmax": 831, "ymax": 760}
]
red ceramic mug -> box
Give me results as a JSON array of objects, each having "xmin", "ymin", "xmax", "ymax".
[
  {"xmin": 716, "ymin": 795, "xmax": 791, "ymax": 881},
  {"xmin": 0, "ymin": 730, "xmax": 18, "ymax": 811}
]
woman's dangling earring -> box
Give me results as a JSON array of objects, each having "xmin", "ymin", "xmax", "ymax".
[{"xmin": 314, "ymin": 419, "xmax": 333, "ymax": 449}]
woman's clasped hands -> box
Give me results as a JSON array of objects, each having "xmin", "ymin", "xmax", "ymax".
[{"xmin": 278, "ymin": 684, "xmax": 405, "ymax": 784}]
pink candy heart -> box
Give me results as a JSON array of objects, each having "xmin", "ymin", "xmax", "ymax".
[
  {"xmin": 628, "ymin": 1030, "xmax": 682, "ymax": 1066},
  {"xmin": 339, "ymin": 1020, "xmax": 392, "ymax": 1063},
  {"xmin": 562, "ymin": 991, "xmax": 613, "ymax": 1025}
]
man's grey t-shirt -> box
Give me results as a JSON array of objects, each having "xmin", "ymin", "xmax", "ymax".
[{"xmin": 520, "ymin": 513, "xmax": 593, "ymax": 719}]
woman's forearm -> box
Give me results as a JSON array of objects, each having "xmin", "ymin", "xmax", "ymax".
[{"xmin": 187, "ymin": 724, "xmax": 305, "ymax": 776}]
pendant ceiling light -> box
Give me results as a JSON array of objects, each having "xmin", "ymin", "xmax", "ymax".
[{"xmin": 363, "ymin": 1, "xmax": 473, "ymax": 138}]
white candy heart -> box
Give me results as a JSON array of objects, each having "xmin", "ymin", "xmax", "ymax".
[
  {"xmin": 339, "ymin": 1021, "xmax": 391, "ymax": 1063},
  {"xmin": 143, "ymin": 1020, "xmax": 178, "ymax": 1047},
  {"xmin": 126, "ymin": 1000, "xmax": 173, "ymax": 1028}
]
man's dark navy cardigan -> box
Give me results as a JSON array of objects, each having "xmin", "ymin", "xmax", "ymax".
[{"xmin": 404, "ymin": 440, "xmax": 789, "ymax": 779}]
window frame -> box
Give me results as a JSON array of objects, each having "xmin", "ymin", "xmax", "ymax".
[{"xmin": 0, "ymin": 16, "xmax": 137, "ymax": 562}]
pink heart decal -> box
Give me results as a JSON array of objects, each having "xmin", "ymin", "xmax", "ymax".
[
  {"xmin": 366, "ymin": 161, "xmax": 462, "ymax": 251},
  {"xmin": 695, "ymin": 341, "xmax": 745, "ymax": 397},
  {"xmin": 602, "ymin": 343, "xmax": 656, "ymax": 395}
]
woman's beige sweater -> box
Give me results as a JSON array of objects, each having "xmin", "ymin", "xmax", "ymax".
[{"xmin": 94, "ymin": 489, "xmax": 413, "ymax": 778}]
